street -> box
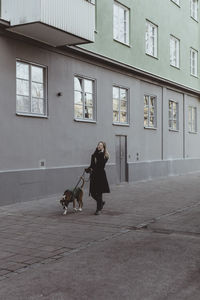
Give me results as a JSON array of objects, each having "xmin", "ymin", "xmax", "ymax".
[{"xmin": 0, "ymin": 173, "xmax": 200, "ymax": 299}]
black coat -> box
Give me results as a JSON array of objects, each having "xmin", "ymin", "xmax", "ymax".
[{"xmin": 88, "ymin": 149, "xmax": 110, "ymax": 196}]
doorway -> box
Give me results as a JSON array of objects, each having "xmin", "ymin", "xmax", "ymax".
[{"xmin": 115, "ymin": 135, "xmax": 128, "ymax": 182}]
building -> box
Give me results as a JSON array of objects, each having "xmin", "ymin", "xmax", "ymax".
[{"xmin": 0, "ymin": 0, "xmax": 200, "ymax": 205}]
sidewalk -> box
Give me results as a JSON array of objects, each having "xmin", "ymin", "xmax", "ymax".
[{"xmin": 0, "ymin": 173, "xmax": 200, "ymax": 299}]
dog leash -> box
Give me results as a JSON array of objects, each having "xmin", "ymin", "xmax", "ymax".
[{"xmin": 70, "ymin": 170, "xmax": 89, "ymax": 201}]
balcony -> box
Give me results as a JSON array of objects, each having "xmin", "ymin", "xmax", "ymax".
[{"xmin": 1, "ymin": 0, "xmax": 95, "ymax": 47}]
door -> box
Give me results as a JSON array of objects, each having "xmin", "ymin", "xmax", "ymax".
[{"xmin": 115, "ymin": 135, "xmax": 128, "ymax": 182}]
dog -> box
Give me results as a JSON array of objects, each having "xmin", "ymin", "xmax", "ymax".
[{"xmin": 60, "ymin": 176, "xmax": 84, "ymax": 215}]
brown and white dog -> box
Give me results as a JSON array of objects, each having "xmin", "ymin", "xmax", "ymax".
[{"xmin": 60, "ymin": 177, "xmax": 84, "ymax": 215}]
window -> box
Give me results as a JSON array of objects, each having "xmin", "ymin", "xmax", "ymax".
[
  {"xmin": 169, "ymin": 100, "xmax": 178, "ymax": 130},
  {"xmin": 171, "ymin": 0, "xmax": 180, "ymax": 5},
  {"xmin": 144, "ymin": 95, "xmax": 157, "ymax": 128},
  {"xmin": 170, "ymin": 35, "xmax": 180, "ymax": 68},
  {"xmin": 113, "ymin": 86, "xmax": 128, "ymax": 124},
  {"xmin": 190, "ymin": 48, "xmax": 198, "ymax": 77},
  {"xmin": 113, "ymin": 1, "xmax": 129, "ymax": 45},
  {"xmin": 16, "ymin": 61, "xmax": 46, "ymax": 116},
  {"xmin": 191, "ymin": 0, "xmax": 198, "ymax": 21},
  {"xmin": 188, "ymin": 106, "xmax": 197, "ymax": 132},
  {"xmin": 145, "ymin": 21, "xmax": 158, "ymax": 57},
  {"xmin": 74, "ymin": 76, "xmax": 95, "ymax": 121}
]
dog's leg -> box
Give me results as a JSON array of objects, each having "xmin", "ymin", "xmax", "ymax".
[
  {"xmin": 63, "ymin": 206, "xmax": 68, "ymax": 215},
  {"xmin": 78, "ymin": 191, "xmax": 83, "ymax": 212},
  {"xmin": 73, "ymin": 198, "xmax": 77, "ymax": 212}
]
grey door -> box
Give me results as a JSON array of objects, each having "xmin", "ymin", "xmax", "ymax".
[{"xmin": 115, "ymin": 135, "xmax": 128, "ymax": 182}]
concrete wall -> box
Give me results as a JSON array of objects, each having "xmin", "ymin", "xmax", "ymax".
[{"xmin": 0, "ymin": 34, "xmax": 200, "ymax": 205}]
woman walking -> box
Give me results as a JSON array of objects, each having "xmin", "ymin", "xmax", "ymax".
[{"xmin": 85, "ymin": 141, "xmax": 110, "ymax": 215}]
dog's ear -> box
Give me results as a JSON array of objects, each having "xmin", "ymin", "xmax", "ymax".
[{"xmin": 64, "ymin": 190, "xmax": 69, "ymax": 194}]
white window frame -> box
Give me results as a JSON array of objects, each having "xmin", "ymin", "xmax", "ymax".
[
  {"xmin": 188, "ymin": 106, "xmax": 197, "ymax": 133},
  {"xmin": 74, "ymin": 75, "xmax": 96, "ymax": 122},
  {"xmin": 113, "ymin": 85, "xmax": 129, "ymax": 125},
  {"xmin": 169, "ymin": 100, "xmax": 179, "ymax": 131},
  {"xmin": 171, "ymin": 0, "xmax": 180, "ymax": 6},
  {"xmin": 190, "ymin": 48, "xmax": 198, "ymax": 77},
  {"xmin": 144, "ymin": 95, "xmax": 157, "ymax": 129},
  {"xmin": 16, "ymin": 60, "xmax": 47, "ymax": 117},
  {"xmin": 170, "ymin": 35, "xmax": 180, "ymax": 68},
  {"xmin": 145, "ymin": 20, "xmax": 158, "ymax": 58},
  {"xmin": 191, "ymin": 0, "xmax": 198, "ymax": 21},
  {"xmin": 113, "ymin": 1, "xmax": 129, "ymax": 45}
]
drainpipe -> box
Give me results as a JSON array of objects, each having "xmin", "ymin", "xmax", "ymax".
[{"xmin": 183, "ymin": 93, "xmax": 185, "ymax": 159}]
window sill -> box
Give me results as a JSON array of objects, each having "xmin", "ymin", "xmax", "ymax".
[
  {"xmin": 170, "ymin": 1, "xmax": 180, "ymax": 8},
  {"xmin": 145, "ymin": 53, "xmax": 158, "ymax": 60},
  {"xmin": 188, "ymin": 131, "xmax": 197, "ymax": 134},
  {"xmin": 112, "ymin": 122, "xmax": 129, "ymax": 127},
  {"xmin": 74, "ymin": 118, "xmax": 96, "ymax": 124},
  {"xmin": 144, "ymin": 126, "xmax": 157, "ymax": 130},
  {"xmin": 190, "ymin": 16, "xmax": 198, "ymax": 23},
  {"xmin": 190, "ymin": 73, "xmax": 198, "ymax": 79},
  {"xmin": 169, "ymin": 128, "xmax": 179, "ymax": 132},
  {"xmin": 170, "ymin": 64, "xmax": 180, "ymax": 70},
  {"xmin": 16, "ymin": 113, "xmax": 48, "ymax": 119},
  {"xmin": 113, "ymin": 39, "xmax": 131, "ymax": 48}
]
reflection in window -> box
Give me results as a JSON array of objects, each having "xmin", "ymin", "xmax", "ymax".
[
  {"xmin": 74, "ymin": 76, "xmax": 95, "ymax": 121},
  {"xmin": 169, "ymin": 100, "xmax": 178, "ymax": 130},
  {"xmin": 170, "ymin": 35, "xmax": 180, "ymax": 68},
  {"xmin": 145, "ymin": 21, "xmax": 158, "ymax": 58},
  {"xmin": 16, "ymin": 61, "xmax": 46, "ymax": 115},
  {"xmin": 190, "ymin": 48, "xmax": 198, "ymax": 77},
  {"xmin": 144, "ymin": 95, "xmax": 157, "ymax": 128},
  {"xmin": 191, "ymin": 0, "xmax": 198, "ymax": 21},
  {"xmin": 113, "ymin": 2, "xmax": 129, "ymax": 45},
  {"xmin": 113, "ymin": 86, "xmax": 128, "ymax": 124},
  {"xmin": 188, "ymin": 106, "xmax": 197, "ymax": 133}
]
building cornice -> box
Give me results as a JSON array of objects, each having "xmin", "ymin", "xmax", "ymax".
[
  {"xmin": 0, "ymin": 25, "xmax": 199, "ymax": 97},
  {"xmin": 66, "ymin": 46, "xmax": 200, "ymax": 98}
]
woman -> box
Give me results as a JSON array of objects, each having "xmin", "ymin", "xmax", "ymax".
[{"xmin": 85, "ymin": 141, "xmax": 110, "ymax": 215}]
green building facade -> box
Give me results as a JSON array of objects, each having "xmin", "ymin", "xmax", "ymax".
[{"xmin": 81, "ymin": 0, "xmax": 200, "ymax": 92}]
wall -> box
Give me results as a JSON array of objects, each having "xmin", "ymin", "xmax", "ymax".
[
  {"xmin": 81, "ymin": 0, "xmax": 200, "ymax": 91},
  {"xmin": 0, "ymin": 34, "xmax": 200, "ymax": 205}
]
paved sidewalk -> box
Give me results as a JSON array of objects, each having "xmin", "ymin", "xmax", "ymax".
[{"xmin": 1, "ymin": 173, "xmax": 200, "ymax": 299}]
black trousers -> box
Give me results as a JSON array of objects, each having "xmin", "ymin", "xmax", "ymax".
[{"xmin": 91, "ymin": 192, "xmax": 103, "ymax": 211}]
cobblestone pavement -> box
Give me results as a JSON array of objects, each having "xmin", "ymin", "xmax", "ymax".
[{"xmin": 0, "ymin": 173, "xmax": 200, "ymax": 299}]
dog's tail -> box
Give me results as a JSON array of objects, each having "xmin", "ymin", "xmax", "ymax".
[{"xmin": 80, "ymin": 176, "xmax": 85, "ymax": 189}]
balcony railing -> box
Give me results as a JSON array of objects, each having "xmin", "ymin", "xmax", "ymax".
[{"xmin": 1, "ymin": 0, "xmax": 95, "ymax": 47}]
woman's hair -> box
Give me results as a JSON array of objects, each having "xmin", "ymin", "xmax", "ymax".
[{"xmin": 98, "ymin": 141, "xmax": 110, "ymax": 159}]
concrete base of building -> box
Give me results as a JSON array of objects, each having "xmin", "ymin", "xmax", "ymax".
[
  {"xmin": 1, "ymin": 159, "xmax": 200, "ymax": 206},
  {"xmin": 128, "ymin": 158, "xmax": 200, "ymax": 182},
  {"xmin": 0, "ymin": 164, "xmax": 117, "ymax": 206}
]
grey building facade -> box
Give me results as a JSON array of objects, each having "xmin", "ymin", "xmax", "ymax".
[{"xmin": 0, "ymin": 0, "xmax": 200, "ymax": 205}]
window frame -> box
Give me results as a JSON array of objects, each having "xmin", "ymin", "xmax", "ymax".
[
  {"xmin": 144, "ymin": 94, "xmax": 157, "ymax": 129},
  {"xmin": 169, "ymin": 99, "xmax": 179, "ymax": 131},
  {"xmin": 74, "ymin": 75, "xmax": 96, "ymax": 123},
  {"xmin": 188, "ymin": 106, "xmax": 197, "ymax": 133},
  {"xmin": 145, "ymin": 20, "xmax": 158, "ymax": 58},
  {"xmin": 112, "ymin": 85, "xmax": 129, "ymax": 126},
  {"xmin": 16, "ymin": 59, "xmax": 48, "ymax": 118},
  {"xmin": 190, "ymin": 48, "xmax": 198, "ymax": 77},
  {"xmin": 113, "ymin": 1, "xmax": 130, "ymax": 46},
  {"xmin": 170, "ymin": 35, "xmax": 180, "ymax": 69}
]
